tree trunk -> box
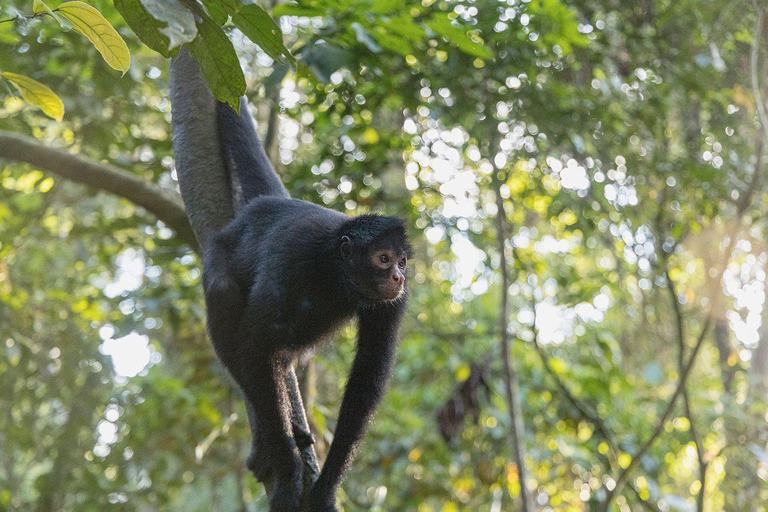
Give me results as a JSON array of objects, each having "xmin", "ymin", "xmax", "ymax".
[{"xmin": 492, "ymin": 170, "xmax": 533, "ymax": 512}]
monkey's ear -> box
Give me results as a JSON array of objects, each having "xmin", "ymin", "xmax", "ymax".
[{"xmin": 340, "ymin": 236, "xmax": 352, "ymax": 259}]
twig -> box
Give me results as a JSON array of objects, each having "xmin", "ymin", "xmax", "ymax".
[
  {"xmin": 528, "ymin": 304, "xmax": 656, "ymax": 510},
  {"xmin": 665, "ymin": 272, "xmax": 707, "ymax": 512},
  {"xmin": 492, "ymin": 166, "xmax": 534, "ymax": 512},
  {"xmin": 750, "ymin": 6, "xmax": 768, "ymax": 149},
  {"xmin": 0, "ymin": 11, "xmax": 54, "ymax": 25},
  {"xmin": 600, "ymin": 315, "xmax": 712, "ymax": 510}
]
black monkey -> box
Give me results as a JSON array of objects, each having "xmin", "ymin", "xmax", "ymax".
[{"xmin": 201, "ymin": 99, "xmax": 410, "ymax": 511}]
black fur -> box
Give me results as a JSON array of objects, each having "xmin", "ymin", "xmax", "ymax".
[{"xmin": 202, "ymin": 103, "xmax": 409, "ymax": 511}]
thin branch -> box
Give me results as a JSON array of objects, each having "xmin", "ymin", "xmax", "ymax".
[
  {"xmin": 736, "ymin": 135, "xmax": 764, "ymax": 216},
  {"xmin": 600, "ymin": 315, "xmax": 712, "ymax": 510},
  {"xmin": 506, "ymin": 212, "xmax": 654, "ymax": 507},
  {"xmin": 750, "ymin": 6, "xmax": 768, "ymax": 149},
  {"xmin": 741, "ymin": 5, "xmax": 767, "ymax": 215},
  {"xmin": 492, "ymin": 166, "xmax": 533, "ymax": 512},
  {"xmin": 528, "ymin": 303, "xmax": 656, "ymax": 511},
  {"xmin": 665, "ymin": 272, "xmax": 707, "ymax": 512},
  {"xmin": 264, "ymin": 89, "xmax": 281, "ymax": 164},
  {"xmin": 0, "ymin": 130, "xmax": 198, "ymax": 249},
  {"xmin": 0, "ymin": 11, "xmax": 49, "ymax": 25}
]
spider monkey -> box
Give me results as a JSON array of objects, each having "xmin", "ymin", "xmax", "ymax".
[{"xmin": 201, "ymin": 98, "xmax": 410, "ymax": 511}]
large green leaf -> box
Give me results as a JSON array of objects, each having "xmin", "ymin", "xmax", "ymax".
[
  {"xmin": 139, "ymin": 0, "xmax": 197, "ymax": 50},
  {"xmin": 271, "ymin": 3, "xmax": 324, "ymax": 17},
  {"xmin": 201, "ymin": 0, "xmax": 293, "ymax": 64},
  {"xmin": 231, "ymin": 4, "xmax": 294, "ymax": 64},
  {"xmin": 186, "ymin": 10, "xmax": 245, "ymax": 110},
  {"xmin": 114, "ymin": 0, "xmax": 172, "ymax": 57}
]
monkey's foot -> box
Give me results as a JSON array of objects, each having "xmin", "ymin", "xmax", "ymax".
[{"xmin": 291, "ymin": 420, "xmax": 315, "ymax": 449}]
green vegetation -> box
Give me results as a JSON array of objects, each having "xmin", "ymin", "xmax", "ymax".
[{"xmin": 1, "ymin": 0, "xmax": 767, "ymax": 510}]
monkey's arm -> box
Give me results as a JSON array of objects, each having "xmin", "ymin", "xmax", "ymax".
[{"xmin": 307, "ymin": 300, "xmax": 406, "ymax": 510}]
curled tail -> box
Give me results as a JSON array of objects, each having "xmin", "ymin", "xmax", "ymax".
[{"xmin": 217, "ymin": 98, "xmax": 289, "ymax": 204}]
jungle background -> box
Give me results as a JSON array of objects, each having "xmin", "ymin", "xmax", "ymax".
[{"xmin": 1, "ymin": 0, "xmax": 768, "ymax": 510}]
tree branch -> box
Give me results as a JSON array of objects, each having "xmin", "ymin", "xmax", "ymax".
[
  {"xmin": 750, "ymin": 6, "xmax": 768, "ymax": 149},
  {"xmin": 528, "ymin": 303, "xmax": 656, "ymax": 511},
  {"xmin": 0, "ymin": 130, "xmax": 198, "ymax": 250},
  {"xmin": 600, "ymin": 315, "xmax": 712, "ymax": 510},
  {"xmin": 665, "ymin": 272, "xmax": 707, "ymax": 512},
  {"xmin": 492, "ymin": 166, "xmax": 533, "ymax": 512}
]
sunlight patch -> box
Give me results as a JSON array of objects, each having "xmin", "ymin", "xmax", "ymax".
[{"xmin": 100, "ymin": 331, "xmax": 152, "ymax": 378}]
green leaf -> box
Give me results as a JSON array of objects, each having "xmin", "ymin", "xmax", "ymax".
[
  {"xmin": 186, "ymin": 10, "xmax": 245, "ymax": 111},
  {"xmin": 231, "ymin": 4, "xmax": 294, "ymax": 64},
  {"xmin": 381, "ymin": 15, "xmax": 426, "ymax": 43},
  {"xmin": 139, "ymin": 0, "xmax": 197, "ymax": 50},
  {"xmin": 56, "ymin": 2, "xmax": 131, "ymax": 73},
  {"xmin": 200, "ymin": 0, "xmax": 229, "ymax": 26},
  {"xmin": 425, "ymin": 14, "xmax": 493, "ymax": 60},
  {"xmin": 272, "ymin": 4, "xmax": 324, "ymax": 17},
  {"xmin": 372, "ymin": 28, "xmax": 412, "ymax": 56},
  {"xmin": 1, "ymin": 72, "xmax": 65, "ymax": 121},
  {"xmin": 206, "ymin": 0, "xmax": 240, "ymax": 13},
  {"xmin": 114, "ymin": 0, "xmax": 172, "ymax": 57},
  {"xmin": 33, "ymin": 0, "xmax": 55, "ymax": 16}
]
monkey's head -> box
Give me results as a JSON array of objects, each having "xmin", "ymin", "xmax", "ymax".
[{"xmin": 339, "ymin": 215, "xmax": 411, "ymax": 302}]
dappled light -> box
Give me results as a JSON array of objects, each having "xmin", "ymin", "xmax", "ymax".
[{"xmin": 1, "ymin": 0, "xmax": 768, "ymax": 510}]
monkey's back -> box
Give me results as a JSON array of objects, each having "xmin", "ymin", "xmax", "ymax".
[{"xmin": 208, "ymin": 196, "xmax": 357, "ymax": 347}]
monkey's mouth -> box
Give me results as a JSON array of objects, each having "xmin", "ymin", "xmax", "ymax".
[{"xmin": 378, "ymin": 283, "xmax": 405, "ymax": 301}]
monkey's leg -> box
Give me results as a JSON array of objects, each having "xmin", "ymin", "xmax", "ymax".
[
  {"xmin": 202, "ymin": 241, "xmax": 246, "ymax": 347},
  {"xmin": 244, "ymin": 397, "xmax": 312, "ymax": 468},
  {"xmin": 244, "ymin": 397, "xmax": 314, "ymax": 476},
  {"xmin": 242, "ymin": 356, "xmax": 302, "ymax": 511},
  {"xmin": 216, "ymin": 301, "xmax": 302, "ymax": 511}
]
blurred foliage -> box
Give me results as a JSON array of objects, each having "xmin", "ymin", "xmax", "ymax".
[{"xmin": 2, "ymin": 0, "xmax": 768, "ymax": 511}]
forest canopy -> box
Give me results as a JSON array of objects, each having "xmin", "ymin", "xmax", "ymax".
[{"xmin": 1, "ymin": 0, "xmax": 768, "ymax": 510}]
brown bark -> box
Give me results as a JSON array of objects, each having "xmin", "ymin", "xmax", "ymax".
[
  {"xmin": 0, "ymin": 130, "xmax": 197, "ymax": 250},
  {"xmin": 492, "ymin": 170, "xmax": 533, "ymax": 512}
]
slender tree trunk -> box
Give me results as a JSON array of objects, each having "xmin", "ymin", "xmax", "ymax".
[
  {"xmin": 750, "ymin": 317, "xmax": 768, "ymax": 399},
  {"xmin": 493, "ymin": 170, "xmax": 533, "ymax": 512}
]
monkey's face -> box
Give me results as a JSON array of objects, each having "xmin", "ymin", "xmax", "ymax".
[
  {"xmin": 341, "ymin": 239, "xmax": 408, "ymax": 302},
  {"xmin": 367, "ymin": 247, "xmax": 407, "ymax": 300}
]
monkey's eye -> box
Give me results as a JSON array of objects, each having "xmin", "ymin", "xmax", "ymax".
[
  {"xmin": 398, "ymin": 258, "xmax": 407, "ymax": 269},
  {"xmin": 379, "ymin": 254, "xmax": 390, "ymax": 264}
]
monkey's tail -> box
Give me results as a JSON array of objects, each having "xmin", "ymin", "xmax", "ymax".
[{"xmin": 216, "ymin": 99, "xmax": 290, "ymax": 204}]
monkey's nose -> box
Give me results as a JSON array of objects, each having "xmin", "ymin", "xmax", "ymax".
[{"xmin": 393, "ymin": 274, "xmax": 404, "ymax": 285}]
